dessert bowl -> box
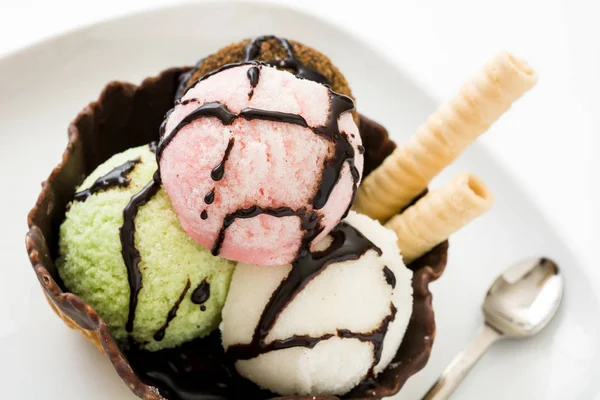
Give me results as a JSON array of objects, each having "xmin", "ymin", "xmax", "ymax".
[{"xmin": 26, "ymin": 66, "xmax": 448, "ymax": 400}]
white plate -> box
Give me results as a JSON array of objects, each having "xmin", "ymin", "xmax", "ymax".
[{"xmin": 0, "ymin": 2, "xmax": 598, "ymax": 399}]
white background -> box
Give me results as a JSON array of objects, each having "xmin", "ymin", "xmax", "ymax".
[{"xmin": 0, "ymin": 0, "xmax": 596, "ymax": 277}]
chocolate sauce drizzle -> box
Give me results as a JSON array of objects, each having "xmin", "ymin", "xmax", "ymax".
[
  {"xmin": 227, "ymin": 222, "xmax": 383, "ymax": 362},
  {"xmin": 191, "ymin": 279, "xmax": 211, "ymax": 310},
  {"xmin": 311, "ymin": 92, "xmax": 356, "ymax": 210},
  {"xmin": 180, "ymin": 61, "xmax": 266, "ymax": 100},
  {"xmin": 74, "ymin": 144, "xmax": 160, "ymax": 334},
  {"xmin": 240, "ymin": 108, "xmax": 309, "ymax": 126},
  {"xmin": 383, "ymin": 266, "xmax": 396, "ymax": 289},
  {"xmin": 179, "ymin": 98, "xmax": 199, "ymax": 106},
  {"xmin": 247, "ymin": 66, "xmax": 260, "ymax": 99},
  {"xmin": 157, "ymin": 101, "xmax": 313, "ymax": 164},
  {"xmin": 154, "ymin": 279, "xmax": 192, "ymax": 341},
  {"xmin": 156, "ymin": 103, "xmax": 236, "ymax": 161},
  {"xmin": 121, "ymin": 171, "xmax": 162, "ymax": 333},
  {"xmin": 211, "ymin": 206, "xmax": 304, "ymax": 256},
  {"xmin": 73, "ymin": 158, "xmax": 141, "ymax": 202},
  {"xmin": 211, "ymin": 138, "xmax": 235, "ymax": 181},
  {"xmin": 204, "ymin": 190, "xmax": 215, "ymax": 205},
  {"xmin": 337, "ymin": 304, "xmax": 397, "ymax": 377},
  {"xmin": 233, "ymin": 333, "xmax": 338, "ymax": 361},
  {"xmin": 243, "ymin": 35, "xmax": 329, "ymax": 84},
  {"xmin": 200, "ymin": 137, "xmax": 235, "ymax": 214}
]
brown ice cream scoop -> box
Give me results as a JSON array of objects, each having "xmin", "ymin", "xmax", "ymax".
[{"xmin": 176, "ymin": 36, "xmax": 358, "ymax": 124}]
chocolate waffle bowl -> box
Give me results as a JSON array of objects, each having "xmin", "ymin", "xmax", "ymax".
[{"xmin": 26, "ymin": 66, "xmax": 447, "ymax": 400}]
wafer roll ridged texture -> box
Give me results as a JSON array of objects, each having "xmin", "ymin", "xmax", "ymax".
[
  {"xmin": 386, "ymin": 172, "xmax": 493, "ymax": 263},
  {"xmin": 354, "ymin": 52, "xmax": 537, "ymax": 222}
]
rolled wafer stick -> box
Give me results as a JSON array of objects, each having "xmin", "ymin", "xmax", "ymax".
[
  {"xmin": 386, "ymin": 172, "xmax": 493, "ymax": 263},
  {"xmin": 354, "ymin": 52, "xmax": 536, "ymax": 222}
]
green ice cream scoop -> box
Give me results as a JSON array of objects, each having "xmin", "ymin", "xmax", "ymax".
[{"xmin": 57, "ymin": 145, "xmax": 235, "ymax": 351}]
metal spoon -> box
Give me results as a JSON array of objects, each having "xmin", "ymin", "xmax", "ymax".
[{"xmin": 422, "ymin": 257, "xmax": 564, "ymax": 399}]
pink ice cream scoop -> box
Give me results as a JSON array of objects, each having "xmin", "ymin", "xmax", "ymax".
[{"xmin": 157, "ymin": 63, "xmax": 363, "ymax": 265}]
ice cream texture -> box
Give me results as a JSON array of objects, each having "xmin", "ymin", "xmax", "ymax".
[
  {"xmin": 159, "ymin": 64, "xmax": 364, "ymax": 266},
  {"xmin": 57, "ymin": 145, "xmax": 235, "ymax": 351},
  {"xmin": 220, "ymin": 211, "xmax": 413, "ymax": 395}
]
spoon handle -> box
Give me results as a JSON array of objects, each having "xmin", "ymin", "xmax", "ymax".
[{"xmin": 422, "ymin": 324, "xmax": 503, "ymax": 400}]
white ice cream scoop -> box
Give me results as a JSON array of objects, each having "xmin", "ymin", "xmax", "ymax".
[{"xmin": 220, "ymin": 211, "xmax": 413, "ymax": 396}]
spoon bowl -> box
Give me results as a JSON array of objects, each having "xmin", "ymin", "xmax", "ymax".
[{"xmin": 483, "ymin": 257, "xmax": 563, "ymax": 338}]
